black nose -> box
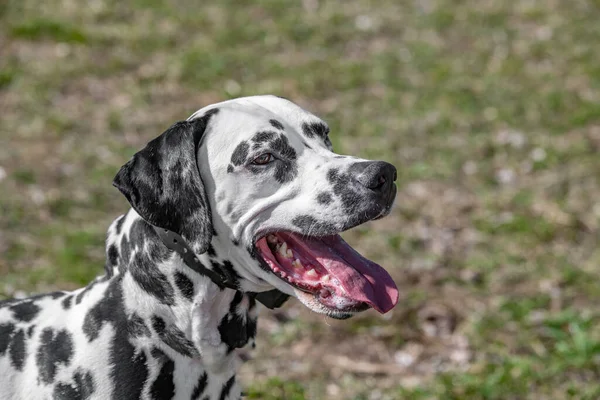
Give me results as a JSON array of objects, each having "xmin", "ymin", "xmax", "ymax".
[{"xmin": 349, "ymin": 161, "xmax": 397, "ymax": 192}]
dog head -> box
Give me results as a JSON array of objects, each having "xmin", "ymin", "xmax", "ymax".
[{"xmin": 114, "ymin": 95, "xmax": 398, "ymax": 319}]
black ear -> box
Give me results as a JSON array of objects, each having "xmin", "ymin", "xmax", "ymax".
[{"xmin": 113, "ymin": 111, "xmax": 218, "ymax": 255}]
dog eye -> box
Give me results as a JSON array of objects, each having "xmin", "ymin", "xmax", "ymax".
[{"xmin": 251, "ymin": 153, "xmax": 274, "ymax": 165}]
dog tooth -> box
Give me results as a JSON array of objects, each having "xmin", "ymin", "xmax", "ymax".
[
  {"xmin": 286, "ymin": 249, "xmax": 293, "ymax": 258},
  {"xmin": 278, "ymin": 242, "xmax": 288, "ymax": 257},
  {"xmin": 306, "ymin": 269, "xmax": 318, "ymax": 278},
  {"xmin": 292, "ymin": 259, "xmax": 304, "ymax": 269},
  {"xmin": 267, "ymin": 235, "xmax": 278, "ymax": 244},
  {"xmin": 321, "ymin": 275, "xmax": 330, "ymax": 282}
]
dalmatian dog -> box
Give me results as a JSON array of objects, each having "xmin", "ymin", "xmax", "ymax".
[{"xmin": 0, "ymin": 95, "xmax": 398, "ymax": 399}]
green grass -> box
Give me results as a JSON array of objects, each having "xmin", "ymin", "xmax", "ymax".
[{"xmin": 1, "ymin": 0, "xmax": 600, "ymax": 398}]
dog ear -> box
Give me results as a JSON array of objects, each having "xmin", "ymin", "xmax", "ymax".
[{"xmin": 113, "ymin": 111, "xmax": 218, "ymax": 255}]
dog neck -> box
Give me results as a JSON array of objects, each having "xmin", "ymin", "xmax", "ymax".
[{"xmin": 95, "ymin": 209, "xmax": 258, "ymax": 373}]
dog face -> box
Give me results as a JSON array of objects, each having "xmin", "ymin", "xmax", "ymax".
[{"xmin": 115, "ymin": 95, "xmax": 398, "ymax": 319}]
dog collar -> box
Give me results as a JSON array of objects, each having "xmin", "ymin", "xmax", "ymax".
[{"xmin": 155, "ymin": 228, "xmax": 289, "ymax": 310}]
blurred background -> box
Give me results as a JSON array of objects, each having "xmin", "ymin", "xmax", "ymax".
[{"xmin": 1, "ymin": 0, "xmax": 599, "ymax": 398}]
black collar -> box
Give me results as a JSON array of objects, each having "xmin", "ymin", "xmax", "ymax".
[{"xmin": 155, "ymin": 228, "xmax": 289, "ymax": 309}]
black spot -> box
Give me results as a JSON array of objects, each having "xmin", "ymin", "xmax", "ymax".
[
  {"xmin": 302, "ymin": 141, "xmax": 312, "ymax": 149},
  {"xmin": 27, "ymin": 325, "xmax": 36, "ymax": 338},
  {"xmin": 128, "ymin": 314, "xmax": 151, "ymax": 338},
  {"xmin": 191, "ymin": 373, "xmax": 208, "ymax": 400},
  {"xmin": 227, "ymin": 164, "xmax": 234, "ymax": 173},
  {"xmin": 273, "ymin": 162, "xmax": 298, "ymax": 185},
  {"xmin": 150, "ymin": 356, "xmax": 175, "ymax": 400},
  {"xmin": 301, "ymin": 121, "xmax": 329, "ymax": 139},
  {"xmin": 230, "ymin": 141, "xmax": 249, "ymax": 166},
  {"xmin": 120, "ymin": 236, "xmax": 132, "ymax": 266},
  {"xmin": 107, "ymin": 244, "xmax": 119, "ymax": 267},
  {"xmin": 219, "ymin": 376, "xmax": 236, "ymax": 400},
  {"xmin": 52, "ymin": 369, "xmax": 96, "ymax": 400},
  {"xmin": 76, "ymin": 279, "xmax": 99, "ymax": 305},
  {"xmin": 10, "ymin": 301, "xmax": 40, "ymax": 322},
  {"xmin": 269, "ymin": 119, "xmax": 285, "ymax": 130},
  {"xmin": 270, "ymin": 135, "xmax": 297, "ymax": 160},
  {"xmin": 317, "ymin": 192, "xmax": 333, "ymax": 205},
  {"xmin": 253, "ymin": 130, "xmax": 277, "ymax": 144},
  {"xmin": 292, "ymin": 215, "xmax": 336, "ymax": 236},
  {"xmin": 129, "ymin": 252, "xmax": 175, "ymax": 306},
  {"xmin": 152, "ymin": 316, "xmax": 198, "ymax": 358},
  {"xmin": 36, "ymin": 328, "xmax": 74, "ymax": 384},
  {"xmin": 62, "ymin": 295, "xmax": 74, "ymax": 310},
  {"xmin": 0, "ymin": 298, "xmax": 19, "ymax": 307},
  {"xmin": 202, "ymin": 107, "xmax": 220, "ymax": 119},
  {"xmin": 150, "ymin": 347, "xmax": 166, "ymax": 360},
  {"xmin": 207, "ymin": 244, "xmax": 217, "ymax": 258},
  {"xmin": 82, "ymin": 282, "xmax": 120, "ymax": 342},
  {"xmin": 115, "ymin": 215, "xmax": 125, "ymax": 234},
  {"xmin": 219, "ymin": 260, "xmax": 241, "ymax": 288},
  {"xmin": 129, "ymin": 219, "xmax": 171, "ymax": 263},
  {"xmin": 174, "ymin": 272, "xmax": 195, "ymax": 301},
  {"xmin": 218, "ymin": 292, "xmax": 251, "ymax": 353},
  {"xmin": 104, "ymin": 280, "xmax": 149, "ymax": 399},
  {"xmin": 247, "ymin": 246, "xmax": 258, "ymax": 260},
  {"xmin": 0, "ymin": 323, "xmax": 15, "ymax": 356},
  {"xmin": 327, "ymin": 168, "xmax": 363, "ymax": 214},
  {"xmin": 40, "ymin": 292, "xmax": 67, "ymax": 300},
  {"xmin": 9, "ymin": 328, "xmax": 26, "ymax": 371}
]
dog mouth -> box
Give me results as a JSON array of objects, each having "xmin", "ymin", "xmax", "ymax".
[{"xmin": 255, "ymin": 232, "xmax": 398, "ymax": 315}]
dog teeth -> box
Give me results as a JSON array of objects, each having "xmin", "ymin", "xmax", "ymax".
[
  {"xmin": 286, "ymin": 249, "xmax": 293, "ymax": 258},
  {"xmin": 321, "ymin": 275, "xmax": 330, "ymax": 282},
  {"xmin": 278, "ymin": 242, "xmax": 288, "ymax": 258},
  {"xmin": 267, "ymin": 235, "xmax": 278, "ymax": 244},
  {"xmin": 306, "ymin": 269, "xmax": 318, "ymax": 278},
  {"xmin": 292, "ymin": 259, "xmax": 303, "ymax": 269}
]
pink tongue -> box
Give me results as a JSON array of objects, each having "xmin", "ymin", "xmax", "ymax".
[{"xmin": 278, "ymin": 233, "xmax": 399, "ymax": 313}]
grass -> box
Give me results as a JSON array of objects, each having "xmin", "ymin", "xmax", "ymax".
[{"xmin": 1, "ymin": 0, "xmax": 599, "ymax": 398}]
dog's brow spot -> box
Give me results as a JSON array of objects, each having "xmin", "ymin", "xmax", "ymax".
[
  {"xmin": 270, "ymin": 135, "xmax": 297, "ymax": 160},
  {"xmin": 231, "ymin": 141, "xmax": 249, "ymax": 166},
  {"xmin": 269, "ymin": 119, "xmax": 285, "ymax": 130},
  {"xmin": 253, "ymin": 130, "xmax": 277, "ymax": 144},
  {"xmin": 301, "ymin": 121, "xmax": 329, "ymax": 139},
  {"xmin": 227, "ymin": 164, "xmax": 234, "ymax": 173}
]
